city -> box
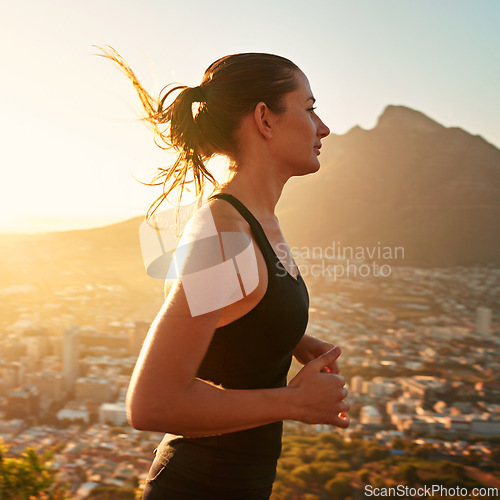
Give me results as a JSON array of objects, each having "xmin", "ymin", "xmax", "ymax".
[{"xmin": 0, "ymin": 264, "xmax": 499, "ymax": 497}]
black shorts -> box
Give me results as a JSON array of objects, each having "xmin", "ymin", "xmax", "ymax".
[{"xmin": 142, "ymin": 455, "xmax": 274, "ymax": 500}]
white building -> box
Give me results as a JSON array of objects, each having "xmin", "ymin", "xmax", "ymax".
[
  {"xmin": 369, "ymin": 378, "xmax": 397, "ymax": 398},
  {"xmin": 99, "ymin": 402, "xmax": 128, "ymax": 426},
  {"xmin": 361, "ymin": 380, "xmax": 372, "ymax": 395},
  {"xmin": 57, "ymin": 408, "xmax": 89, "ymax": 423},
  {"xmin": 476, "ymin": 306, "xmax": 492, "ymax": 336},
  {"xmin": 360, "ymin": 405, "xmax": 382, "ymax": 425},
  {"xmin": 470, "ymin": 419, "xmax": 500, "ymax": 436}
]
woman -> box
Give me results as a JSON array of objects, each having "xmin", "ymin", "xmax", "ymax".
[{"xmin": 100, "ymin": 47, "xmax": 350, "ymax": 500}]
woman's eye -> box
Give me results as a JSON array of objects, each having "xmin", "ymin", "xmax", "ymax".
[{"xmin": 308, "ymin": 106, "xmax": 317, "ymax": 113}]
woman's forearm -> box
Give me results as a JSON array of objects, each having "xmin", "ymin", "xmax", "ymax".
[
  {"xmin": 128, "ymin": 378, "xmax": 294, "ymax": 437},
  {"xmin": 293, "ymin": 333, "xmax": 315, "ymax": 364},
  {"xmin": 127, "ymin": 346, "xmax": 348, "ymax": 435}
]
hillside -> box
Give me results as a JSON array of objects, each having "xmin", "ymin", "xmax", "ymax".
[{"xmin": 277, "ymin": 105, "xmax": 500, "ymax": 266}]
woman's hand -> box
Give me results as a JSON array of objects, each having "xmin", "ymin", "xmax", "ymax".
[
  {"xmin": 288, "ymin": 347, "xmax": 350, "ymax": 428},
  {"xmin": 293, "ymin": 334, "xmax": 340, "ymax": 374}
]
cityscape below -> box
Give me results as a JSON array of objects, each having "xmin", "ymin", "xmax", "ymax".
[{"xmin": 0, "ymin": 264, "xmax": 499, "ymax": 497}]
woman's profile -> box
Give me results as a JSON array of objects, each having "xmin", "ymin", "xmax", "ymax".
[{"xmin": 98, "ymin": 47, "xmax": 350, "ymax": 500}]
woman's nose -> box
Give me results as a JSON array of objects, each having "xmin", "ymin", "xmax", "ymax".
[{"xmin": 318, "ymin": 117, "xmax": 330, "ymax": 139}]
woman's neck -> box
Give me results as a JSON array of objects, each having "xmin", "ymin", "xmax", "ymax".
[{"xmin": 216, "ymin": 164, "xmax": 287, "ymax": 220}]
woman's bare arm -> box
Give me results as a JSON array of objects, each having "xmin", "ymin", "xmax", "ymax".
[{"xmin": 126, "ymin": 200, "xmax": 349, "ymax": 436}]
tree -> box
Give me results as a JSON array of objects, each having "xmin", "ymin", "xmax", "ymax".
[
  {"xmin": 461, "ymin": 450, "xmax": 481, "ymax": 466},
  {"xmin": 396, "ymin": 463, "xmax": 419, "ymax": 486},
  {"xmin": 357, "ymin": 468, "xmax": 370, "ymax": 483},
  {"xmin": 325, "ymin": 473, "xmax": 353, "ymax": 500},
  {"xmin": 362, "ymin": 442, "xmax": 390, "ymax": 462},
  {"xmin": 413, "ymin": 443, "xmax": 432, "ymax": 459},
  {"xmin": 86, "ymin": 487, "xmax": 135, "ymax": 499},
  {"xmin": 372, "ymin": 474, "xmax": 386, "ymax": 489},
  {"xmin": 0, "ymin": 442, "xmax": 70, "ymax": 499},
  {"xmin": 391, "ymin": 435, "xmax": 405, "ymax": 450}
]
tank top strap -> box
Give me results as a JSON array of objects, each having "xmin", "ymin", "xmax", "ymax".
[{"xmin": 207, "ymin": 193, "xmax": 276, "ymax": 263}]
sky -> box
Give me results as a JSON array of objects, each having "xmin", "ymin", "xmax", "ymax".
[{"xmin": 1, "ymin": 0, "xmax": 499, "ymax": 233}]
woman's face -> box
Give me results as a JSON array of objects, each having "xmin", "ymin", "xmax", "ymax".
[{"xmin": 270, "ymin": 70, "xmax": 330, "ymax": 176}]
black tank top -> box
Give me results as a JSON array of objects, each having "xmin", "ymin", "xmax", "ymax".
[{"xmin": 155, "ymin": 193, "xmax": 309, "ymax": 490}]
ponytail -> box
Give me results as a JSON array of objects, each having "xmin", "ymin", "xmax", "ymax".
[
  {"xmin": 96, "ymin": 46, "xmax": 300, "ymax": 227},
  {"xmin": 95, "ymin": 46, "xmax": 218, "ymax": 224}
]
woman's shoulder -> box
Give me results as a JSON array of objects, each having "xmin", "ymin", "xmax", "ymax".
[
  {"xmin": 162, "ymin": 197, "xmax": 256, "ymax": 299},
  {"xmin": 187, "ymin": 196, "xmax": 252, "ymax": 235}
]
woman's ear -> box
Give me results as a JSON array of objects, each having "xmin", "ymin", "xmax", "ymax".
[{"xmin": 253, "ymin": 102, "xmax": 274, "ymax": 140}]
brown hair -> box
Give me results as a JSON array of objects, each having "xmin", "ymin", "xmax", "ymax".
[{"xmin": 95, "ymin": 46, "xmax": 301, "ymax": 222}]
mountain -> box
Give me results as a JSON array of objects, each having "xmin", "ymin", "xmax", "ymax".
[
  {"xmin": 276, "ymin": 105, "xmax": 500, "ymax": 266},
  {"xmin": 1, "ymin": 104, "xmax": 499, "ymax": 300},
  {"xmin": 0, "ymin": 215, "xmax": 155, "ymax": 292}
]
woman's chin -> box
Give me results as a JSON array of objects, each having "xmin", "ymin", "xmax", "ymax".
[{"xmin": 308, "ymin": 159, "xmax": 322, "ymax": 174}]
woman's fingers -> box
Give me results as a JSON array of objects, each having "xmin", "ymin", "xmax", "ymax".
[
  {"xmin": 320, "ymin": 360, "xmax": 339, "ymax": 374},
  {"xmin": 338, "ymin": 400, "xmax": 350, "ymax": 413},
  {"xmin": 331, "ymin": 413, "xmax": 351, "ymax": 428},
  {"xmin": 329, "ymin": 374, "xmax": 346, "ymax": 390},
  {"xmin": 310, "ymin": 346, "xmax": 341, "ymax": 371},
  {"xmin": 288, "ymin": 349, "xmax": 350, "ymax": 428}
]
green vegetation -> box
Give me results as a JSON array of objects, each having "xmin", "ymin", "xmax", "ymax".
[
  {"xmin": 86, "ymin": 487, "xmax": 136, "ymax": 499},
  {"xmin": 0, "ymin": 441, "xmax": 70, "ymax": 499},
  {"xmin": 270, "ymin": 431, "xmax": 498, "ymax": 500},
  {"xmin": 1, "ymin": 433, "xmax": 498, "ymax": 500}
]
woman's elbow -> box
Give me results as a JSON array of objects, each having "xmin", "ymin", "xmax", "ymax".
[
  {"xmin": 125, "ymin": 388, "xmax": 156, "ymax": 430},
  {"xmin": 126, "ymin": 402, "xmax": 148, "ymax": 431},
  {"xmin": 126, "ymin": 388, "xmax": 178, "ymax": 432}
]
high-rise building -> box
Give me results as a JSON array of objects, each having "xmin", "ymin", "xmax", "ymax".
[
  {"xmin": 476, "ymin": 306, "xmax": 492, "ymax": 336},
  {"xmin": 63, "ymin": 325, "xmax": 80, "ymax": 392}
]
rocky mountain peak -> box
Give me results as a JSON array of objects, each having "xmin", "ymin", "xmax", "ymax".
[{"xmin": 375, "ymin": 105, "xmax": 444, "ymax": 133}]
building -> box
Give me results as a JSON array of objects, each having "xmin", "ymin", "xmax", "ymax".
[
  {"xmin": 361, "ymin": 380, "xmax": 372, "ymax": 395},
  {"xmin": 75, "ymin": 377, "xmax": 114, "ymax": 403},
  {"xmin": 400, "ymin": 376, "xmax": 445, "ymax": 402},
  {"xmin": 57, "ymin": 408, "xmax": 90, "ymax": 424},
  {"xmin": 476, "ymin": 306, "xmax": 492, "ymax": 336},
  {"xmin": 360, "ymin": 405, "xmax": 382, "ymax": 425},
  {"xmin": 6, "ymin": 385, "xmax": 40, "ymax": 418},
  {"xmin": 99, "ymin": 402, "xmax": 128, "ymax": 426},
  {"xmin": 25, "ymin": 370, "xmax": 65, "ymax": 402},
  {"xmin": 386, "ymin": 397, "xmax": 420, "ymax": 416},
  {"xmin": 0, "ymin": 362, "xmax": 25, "ymax": 391},
  {"xmin": 23, "ymin": 336, "xmax": 47, "ymax": 362},
  {"xmin": 369, "ymin": 378, "xmax": 397, "ymax": 398},
  {"xmin": 470, "ymin": 418, "xmax": 500, "ymax": 436},
  {"xmin": 350, "ymin": 375, "xmax": 363, "ymax": 394},
  {"xmin": 0, "ymin": 419, "xmax": 25, "ymax": 437},
  {"xmin": 63, "ymin": 325, "xmax": 80, "ymax": 392}
]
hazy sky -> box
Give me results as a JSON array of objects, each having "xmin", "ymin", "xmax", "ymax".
[{"xmin": 1, "ymin": 0, "xmax": 499, "ymax": 233}]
